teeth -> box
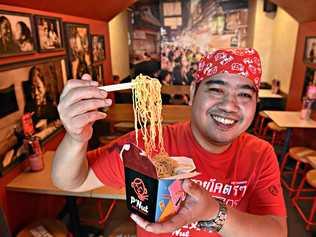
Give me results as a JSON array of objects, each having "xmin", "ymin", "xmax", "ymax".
[{"xmin": 212, "ymin": 115, "xmax": 235, "ymax": 125}]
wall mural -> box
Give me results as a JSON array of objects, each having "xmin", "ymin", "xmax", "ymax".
[
  {"xmin": 129, "ymin": 0, "xmax": 248, "ymax": 86},
  {"xmin": 0, "ymin": 58, "xmax": 66, "ymax": 175}
]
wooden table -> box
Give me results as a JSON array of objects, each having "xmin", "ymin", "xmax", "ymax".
[
  {"xmin": 259, "ymin": 89, "xmax": 283, "ymax": 99},
  {"xmin": 263, "ymin": 111, "xmax": 316, "ymax": 157},
  {"xmin": 6, "ymin": 151, "xmax": 126, "ymax": 237}
]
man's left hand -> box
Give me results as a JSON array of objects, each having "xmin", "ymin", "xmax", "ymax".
[{"xmin": 130, "ymin": 179, "xmax": 219, "ymax": 234}]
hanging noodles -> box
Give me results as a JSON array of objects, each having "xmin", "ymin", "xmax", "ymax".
[{"xmin": 131, "ymin": 74, "xmax": 177, "ymax": 177}]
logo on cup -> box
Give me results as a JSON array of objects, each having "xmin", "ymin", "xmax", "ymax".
[{"xmin": 131, "ymin": 178, "xmax": 148, "ymax": 202}]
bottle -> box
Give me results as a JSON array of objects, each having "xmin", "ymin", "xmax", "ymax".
[{"xmin": 27, "ymin": 136, "xmax": 44, "ymax": 172}]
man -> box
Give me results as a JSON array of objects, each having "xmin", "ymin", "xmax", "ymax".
[{"xmin": 52, "ymin": 48, "xmax": 287, "ymax": 236}]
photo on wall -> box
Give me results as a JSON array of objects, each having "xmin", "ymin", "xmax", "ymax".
[
  {"xmin": 92, "ymin": 34, "xmax": 105, "ymax": 63},
  {"xmin": 64, "ymin": 22, "xmax": 92, "ymax": 79},
  {"xmin": 0, "ymin": 10, "xmax": 36, "ymax": 57},
  {"xmin": 0, "ymin": 57, "xmax": 67, "ymax": 175},
  {"xmin": 304, "ymin": 36, "xmax": 316, "ymax": 63},
  {"xmin": 34, "ymin": 15, "xmax": 64, "ymax": 52},
  {"xmin": 92, "ymin": 64, "xmax": 104, "ymax": 85}
]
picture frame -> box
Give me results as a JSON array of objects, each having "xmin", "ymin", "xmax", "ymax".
[
  {"xmin": 34, "ymin": 15, "xmax": 64, "ymax": 52},
  {"xmin": 304, "ymin": 36, "xmax": 316, "ymax": 63},
  {"xmin": 91, "ymin": 34, "xmax": 105, "ymax": 63},
  {"xmin": 0, "ymin": 10, "xmax": 36, "ymax": 57},
  {"xmin": 0, "ymin": 56, "xmax": 67, "ymax": 176},
  {"xmin": 92, "ymin": 63, "xmax": 104, "ymax": 85},
  {"xmin": 63, "ymin": 22, "xmax": 92, "ymax": 79}
]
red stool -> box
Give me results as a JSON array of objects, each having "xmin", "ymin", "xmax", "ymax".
[
  {"xmin": 280, "ymin": 147, "xmax": 316, "ymax": 196},
  {"xmin": 262, "ymin": 121, "xmax": 286, "ymax": 146},
  {"xmin": 253, "ymin": 111, "xmax": 269, "ymax": 136},
  {"xmin": 292, "ymin": 169, "xmax": 316, "ymax": 231}
]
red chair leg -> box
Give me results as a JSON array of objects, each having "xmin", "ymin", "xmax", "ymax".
[
  {"xmin": 97, "ymin": 199, "xmax": 117, "ymax": 225},
  {"xmin": 280, "ymin": 152, "xmax": 289, "ymax": 172},
  {"xmin": 307, "ymin": 198, "xmax": 316, "ymax": 231},
  {"xmin": 289, "ymin": 161, "xmax": 301, "ymax": 196}
]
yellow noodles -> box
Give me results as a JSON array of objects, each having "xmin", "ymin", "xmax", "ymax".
[
  {"xmin": 132, "ymin": 74, "xmax": 165, "ymax": 158},
  {"xmin": 152, "ymin": 153, "xmax": 178, "ymax": 178}
]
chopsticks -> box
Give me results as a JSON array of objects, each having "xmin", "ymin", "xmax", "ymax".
[{"xmin": 98, "ymin": 82, "xmax": 132, "ymax": 92}]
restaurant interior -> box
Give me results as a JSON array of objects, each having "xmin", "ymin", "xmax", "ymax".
[{"xmin": 0, "ymin": 0, "xmax": 315, "ymax": 236}]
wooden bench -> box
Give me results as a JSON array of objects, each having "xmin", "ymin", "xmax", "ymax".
[
  {"xmin": 106, "ymin": 103, "xmax": 192, "ymax": 124},
  {"xmin": 161, "ymin": 85, "xmax": 190, "ymax": 95}
]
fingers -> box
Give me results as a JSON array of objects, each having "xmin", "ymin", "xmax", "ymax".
[
  {"xmin": 60, "ymin": 84, "xmax": 109, "ymax": 109},
  {"xmin": 71, "ymin": 111, "xmax": 107, "ymax": 129},
  {"xmin": 130, "ymin": 211, "xmax": 188, "ymax": 234},
  {"xmin": 182, "ymin": 179, "xmax": 202, "ymax": 200},
  {"xmin": 130, "ymin": 214, "xmax": 151, "ymax": 230},
  {"xmin": 60, "ymin": 79, "xmax": 99, "ymax": 101}
]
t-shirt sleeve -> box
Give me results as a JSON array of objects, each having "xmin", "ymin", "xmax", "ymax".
[
  {"xmin": 88, "ymin": 132, "xmax": 136, "ymax": 189},
  {"xmin": 247, "ymin": 144, "xmax": 287, "ymax": 216}
]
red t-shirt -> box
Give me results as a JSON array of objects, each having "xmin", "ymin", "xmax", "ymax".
[{"xmin": 90, "ymin": 121, "xmax": 286, "ymax": 237}]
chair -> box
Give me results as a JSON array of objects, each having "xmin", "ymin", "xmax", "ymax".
[
  {"xmin": 280, "ymin": 147, "xmax": 316, "ymax": 196},
  {"xmin": 17, "ymin": 219, "xmax": 70, "ymax": 237},
  {"xmin": 262, "ymin": 121, "xmax": 286, "ymax": 146},
  {"xmin": 292, "ymin": 169, "xmax": 316, "ymax": 231},
  {"xmin": 253, "ymin": 111, "xmax": 270, "ymax": 136}
]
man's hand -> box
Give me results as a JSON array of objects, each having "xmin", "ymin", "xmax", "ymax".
[
  {"xmin": 57, "ymin": 74, "xmax": 112, "ymax": 143},
  {"xmin": 130, "ymin": 179, "xmax": 219, "ymax": 234}
]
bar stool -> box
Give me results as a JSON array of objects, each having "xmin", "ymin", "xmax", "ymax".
[
  {"xmin": 280, "ymin": 147, "xmax": 316, "ymax": 196},
  {"xmin": 17, "ymin": 219, "xmax": 70, "ymax": 237},
  {"xmin": 292, "ymin": 169, "xmax": 316, "ymax": 231},
  {"xmin": 262, "ymin": 121, "xmax": 286, "ymax": 146},
  {"xmin": 253, "ymin": 111, "xmax": 270, "ymax": 136}
]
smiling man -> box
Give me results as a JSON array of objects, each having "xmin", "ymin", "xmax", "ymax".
[{"xmin": 52, "ymin": 48, "xmax": 287, "ymax": 237}]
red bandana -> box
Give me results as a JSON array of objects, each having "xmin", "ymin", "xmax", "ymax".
[{"xmin": 194, "ymin": 48, "xmax": 262, "ymax": 91}]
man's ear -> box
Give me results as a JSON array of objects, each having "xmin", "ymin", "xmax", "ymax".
[{"xmin": 189, "ymin": 82, "xmax": 197, "ymax": 106}]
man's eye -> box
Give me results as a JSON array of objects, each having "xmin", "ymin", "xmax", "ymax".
[
  {"xmin": 238, "ymin": 93, "xmax": 253, "ymax": 99},
  {"xmin": 208, "ymin": 88, "xmax": 224, "ymax": 94}
]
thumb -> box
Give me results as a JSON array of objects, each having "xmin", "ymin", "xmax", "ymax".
[{"xmin": 182, "ymin": 179, "xmax": 202, "ymax": 199}]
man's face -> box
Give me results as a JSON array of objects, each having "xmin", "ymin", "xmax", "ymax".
[{"xmin": 190, "ymin": 73, "xmax": 257, "ymax": 146}]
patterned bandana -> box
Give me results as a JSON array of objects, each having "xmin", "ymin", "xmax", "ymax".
[{"xmin": 194, "ymin": 48, "xmax": 262, "ymax": 91}]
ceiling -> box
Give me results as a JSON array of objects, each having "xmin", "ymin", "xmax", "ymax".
[
  {"xmin": 1, "ymin": 0, "xmax": 316, "ymax": 23},
  {"xmin": 0, "ymin": 0, "xmax": 135, "ymax": 21},
  {"xmin": 271, "ymin": 0, "xmax": 316, "ymax": 23}
]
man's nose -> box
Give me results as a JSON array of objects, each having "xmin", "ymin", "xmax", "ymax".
[{"xmin": 218, "ymin": 94, "xmax": 239, "ymax": 113}]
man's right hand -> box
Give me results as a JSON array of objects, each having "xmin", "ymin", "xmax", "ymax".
[{"xmin": 57, "ymin": 74, "xmax": 112, "ymax": 143}]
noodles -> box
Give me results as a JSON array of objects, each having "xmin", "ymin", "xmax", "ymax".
[
  {"xmin": 152, "ymin": 153, "xmax": 178, "ymax": 178},
  {"xmin": 132, "ymin": 74, "xmax": 165, "ymax": 158},
  {"xmin": 132, "ymin": 74, "xmax": 178, "ymax": 178}
]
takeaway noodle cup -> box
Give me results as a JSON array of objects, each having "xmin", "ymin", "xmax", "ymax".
[{"xmin": 121, "ymin": 143, "xmax": 198, "ymax": 223}]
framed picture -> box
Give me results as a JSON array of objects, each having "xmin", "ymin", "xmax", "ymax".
[
  {"xmin": 34, "ymin": 15, "xmax": 64, "ymax": 52},
  {"xmin": 0, "ymin": 57, "xmax": 67, "ymax": 175},
  {"xmin": 304, "ymin": 36, "xmax": 316, "ymax": 63},
  {"xmin": 64, "ymin": 22, "xmax": 92, "ymax": 79},
  {"xmin": 92, "ymin": 64, "xmax": 104, "ymax": 85},
  {"xmin": 0, "ymin": 10, "xmax": 36, "ymax": 57},
  {"xmin": 92, "ymin": 34, "xmax": 105, "ymax": 63}
]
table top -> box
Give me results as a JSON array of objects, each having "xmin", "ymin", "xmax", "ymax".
[
  {"xmin": 306, "ymin": 156, "xmax": 316, "ymax": 169},
  {"xmin": 263, "ymin": 111, "xmax": 316, "ymax": 128},
  {"xmin": 258, "ymin": 89, "xmax": 283, "ymax": 99},
  {"xmin": 6, "ymin": 151, "xmax": 126, "ymax": 199}
]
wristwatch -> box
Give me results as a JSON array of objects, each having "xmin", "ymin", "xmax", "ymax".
[{"xmin": 197, "ymin": 199, "xmax": 228, "ymax": 233}]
